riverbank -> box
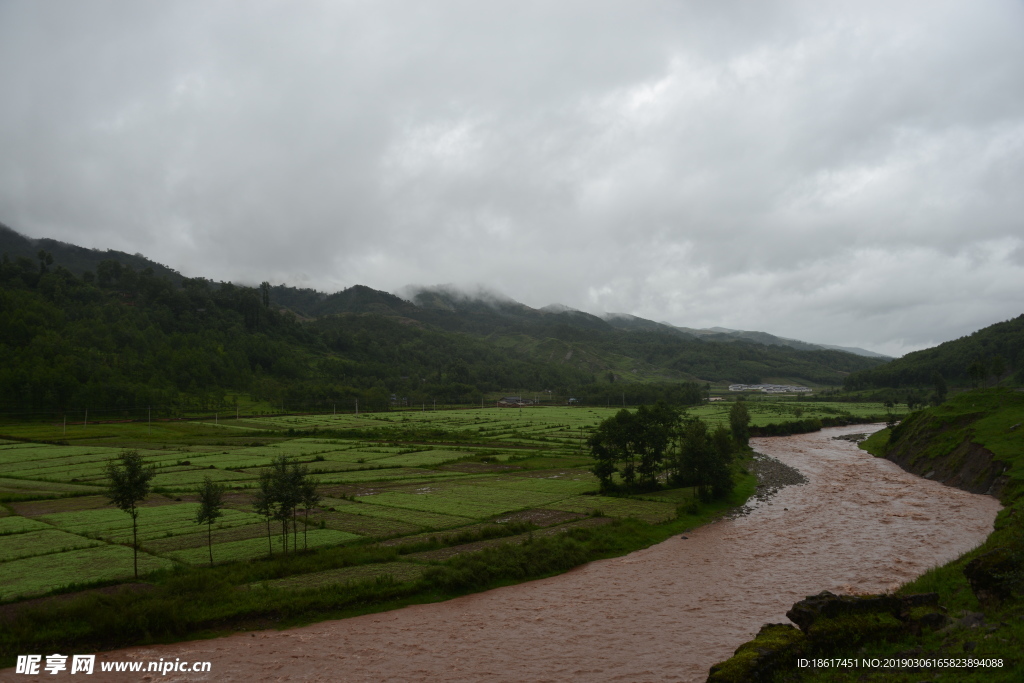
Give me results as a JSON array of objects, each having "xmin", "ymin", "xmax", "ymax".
[
  {"xmin": 710, "ymin": 388, "xmax": 1023, "ymax": 682},
  {"xmin": 6, "ymin": 424, "xmax": 998, "ymax": 682}
]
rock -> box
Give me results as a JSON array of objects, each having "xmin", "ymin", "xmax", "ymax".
[
  {"xmin": 786, "ymin": 591, "xmax": 902, "ymax": 632},
  {"xmin": 707, "ymin": 623, "xmax": 805, "ymax": 683},
  {"xmin": 963, "ymin": 547, "xmax": 1017, "ymax": 605}
]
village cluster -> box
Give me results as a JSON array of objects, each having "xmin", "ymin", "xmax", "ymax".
[{"xmin": 727, "ymin": 383, "xmax": 812, "ymax": 394}]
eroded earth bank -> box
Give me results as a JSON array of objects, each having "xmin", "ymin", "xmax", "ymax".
[{"xmin": 20, "ymin": 425, "xmax": 1002, "ymax": 682}]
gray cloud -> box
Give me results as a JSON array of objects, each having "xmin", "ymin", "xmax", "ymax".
[{"xmin": 2, "ymin": 0, "xmax": 1022, "ymax": 356}]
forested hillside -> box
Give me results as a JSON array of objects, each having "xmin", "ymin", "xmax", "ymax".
[
  {"xmin": 270, "ymin": 283, "xmax": 886, "ymax": 386},
  {"xmin": 0, "ymin": 256, "xmax": 600, "ymax": 415},
  {"xmin": 1, "ymin": 226, "xmax": 890, "ymax": 417},
  {"xmin": 844, "ymin": 315, "xmax": 1024, "ymax": 390}
]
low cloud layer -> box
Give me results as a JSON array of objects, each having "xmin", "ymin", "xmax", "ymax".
[{"xmin": 2, "ymin": 1, "xmax": 1022, "ymax": 356}]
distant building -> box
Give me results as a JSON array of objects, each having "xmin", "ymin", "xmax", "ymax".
[
  {"xmin": 728, "ymin": 383, "xmax": 812, "ymax": 394},
  {"xmin": 497, "ymin": 396, "xmax": 535, "ymax": 407}
]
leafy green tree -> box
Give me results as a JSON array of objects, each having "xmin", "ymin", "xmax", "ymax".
[
  {"xmin": 588, "ymin": 409, "xmax": 636, "ymax": 490},
  {"xmin": 300, "ymin": 473, "xmax": 322, "ymax": 549},
  {"xmin": 990, "ymin": 356, "xmax": 1006, "ymax": 385},
  {"xmin": 633, "ymin": 402, "xmax": 681, "ymax": 488},
  {"xmin": 729, "ymin": 400, "xmax": 750, "ymax": 447},
  {"xmin": 105, "ymin": 450, "xmax": 155, "ymax": 578},
  {"xmin": 194, "ymin": 476, "xmax": 226, "ymax": 567},
  {"xmin": 932, "ymin": 372, "xmax": 948, "ymax": 405},
  {"xmin": 675, "ymin": 418, "xmax": 733, "ymax": 502},
  {"xmin": 268, "ymin": 455, "xmax": 300, "ymax": 553},
  {"xmin": 253, "ymin": 469, "xmax": 277, "ymax": 558},
  {"xmin": 968, "ymin": 360, "xmax": 986, "ymax": 387}
]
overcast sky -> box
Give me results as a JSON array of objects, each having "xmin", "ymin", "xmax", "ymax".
[{"xmin": 2, "ymin": 1, "xmax": 1022, "ymax": 356}]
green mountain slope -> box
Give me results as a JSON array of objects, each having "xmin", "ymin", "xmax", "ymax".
[
  {"xmin": 844, "ymin": 315, "xmax": 1024, "ymax": 390},
  {"xmin": 1, "ymin": 223, "xmax": 891, "ymax": 415}
]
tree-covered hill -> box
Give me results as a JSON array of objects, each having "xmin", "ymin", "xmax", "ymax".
[
  {"xmin": 0, "ymin": 221, "xmax": 183, "ymax": 284},
  {"xmin": 844, "ymin": 314, "xmax": 1024, "ymax": 390},
  {"xmin": 271, "ymin": 282, "xmax": 887, "ymax": 386},
  {"xmin": 1, "ymin": 224, "xmax": 893, "ymax": 416}
]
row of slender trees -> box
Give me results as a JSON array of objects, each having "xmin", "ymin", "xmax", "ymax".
[
  {"xmin": 589, "ymin": 400, "xmax": 750, "ymax": 502},
  {"xmin": 104, "ymin": 450, "xmax": 321, "ymax": 575},
  {"xmin": 252, "ymin": 454, "xmax": 322, "ymax": 557}
]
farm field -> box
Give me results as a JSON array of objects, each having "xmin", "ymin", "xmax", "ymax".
[{"xmin": 0, "ymin": 400, "xmax": 884, "ymax": 602}]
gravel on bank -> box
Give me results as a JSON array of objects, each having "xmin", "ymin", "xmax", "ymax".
[{"xmin": 728, "ymin": 453, "xmax": 808, "ymax": 518}]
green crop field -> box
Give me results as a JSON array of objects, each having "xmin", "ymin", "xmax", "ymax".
[
  {"xmin": 166, "ymin": 529, "xmax": 360, "ymax": 565},
  {"xmin": 0, "ymin": 529, "xmax": 102, "ymax": 563},
  {"xmin": 253, "ymin": 561, "xmax": 425, "ymax": 591},
  {"xmin": 1, "ymin": 546, "xmax": 174, "ymax": 601},
  {"xmin": 0, "ymin": 398, "xmax": 881, "ymax": 602}
]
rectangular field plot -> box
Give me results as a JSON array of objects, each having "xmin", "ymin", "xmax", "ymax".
[
  {"xmin": 255, "ymin": 562, "xmax": 425, "ymax": 591},
  {"xmin": 315, "ymin": 450, "xmax": 413, "ymax": 463},
  {"xmin": 469, "ymin": 475, "xmax": 598, "ymax": 495},
  {"xmin": 0, "ymin": 477, "xmax": 102, "ymax": 498},
  {"xmin": 0, "ymin": 516, "xmax": 54, "ymax": 534},
  {"xmin": 38, "ymin": 504, "xmax": 265, "ymax": 543},
  {"xmin": 371, "ymin": 450, "xmax": 471, "ymax": 467},
  {"xmin": 150, "ymin": 468, "xmax": 258, "ymax": 488},
  {"xmin": 547, "ymin": 495, "xmax": 676, "ymax": 523},
  {"xmin": 9, "ymin": 494, "xmax": 114, "ymax": 517},
  {"xmin": 332, "ymin": 501, "xmax": 474, "ymax": 530},
  {"xmin": 141, "ymin": 522, "xmax": 268, "ymax": 553},
  {"xmin": 0, "ymin": 529, "xmax": 102, "ymax": 562},
  {"xmin": 640, "ymin": 488, "xmax": 697, "ymax": 504},
  {"xmin": 314, "ymin": 468, "xmax": 465, "ymax": 484},
  {"xmin": 357, "ymin": 485, "xmax": 568, "ymax": 519},
  {"xmin": 166, "ymin": 529, "xmax": 360, "ymax": 565},
  {"xmin": 0, "ymin": 545, "xmax": 173, "ymax": 601},
  {"xmin": 313, "ymin": 510, "xmax": 421, "ymax": 538}
]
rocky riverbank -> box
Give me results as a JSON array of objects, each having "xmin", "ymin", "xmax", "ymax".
[{"xmin": 729, "ymin": 452, "xmax": 809, "ymax": 517}]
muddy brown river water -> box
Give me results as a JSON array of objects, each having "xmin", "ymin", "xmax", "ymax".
[{"xmin": 8, "ymin": 425, "xmax": 1002, "ymax": 682}]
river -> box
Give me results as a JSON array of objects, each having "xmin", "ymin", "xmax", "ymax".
[{"xmin": 15, "ymin": 424, "xmax": 1002, "ymax": 682}]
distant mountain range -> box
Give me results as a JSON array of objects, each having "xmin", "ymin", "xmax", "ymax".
[
  {"xmin": 1, "ymin": 221, "xmax": 890, "ymax": 360},
  {"xmin": 2, "ymin": 221, "xmax": 894, "ymax": 391}
]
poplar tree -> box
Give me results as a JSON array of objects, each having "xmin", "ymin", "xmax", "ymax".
[
  {"xmin": 253, "ymin": 470, "xmax": 277, "ymax": 558},
  {"xmin": 195, "ymin": 476, "xmax": 225, "ymax": 567},
  {"xmin": 729, "ymin": 400, "xmax": 750, "ymax": 447},
  {"xmin": 105, "ymin": 450, "xmax": 155, "ymax": 578}
]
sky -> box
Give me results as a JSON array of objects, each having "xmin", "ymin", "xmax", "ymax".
[{"xmin": 2, "ymin": 1, "xmax": 1022, "ymax": 357}]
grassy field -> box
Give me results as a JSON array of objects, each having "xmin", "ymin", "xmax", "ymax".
[
  {"xmin": 0, "ymin": 400, "xmax": 878, "ymax": 607},
  {"xmin": 0, "ymin": 398, "xmax": 761, "ymax": 664}
]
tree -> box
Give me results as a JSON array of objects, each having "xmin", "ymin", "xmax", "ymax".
[
  {"xmin": 195, "ymin": 476, "xmax": 226, "ymax": 567},
  {"xmin": 729, "ymin": 400, "xmax": 750, "ymax": 447},
  {"xmin": 105, "ymin": 450, "xmax": 155, "ymax": 578},
  {"xmin": 990, "ymin": 356, "xmax": 1006, "ymax": 385},
  {"xmin": 931, "ymin": 372, "xmax": 948, "ymax": 405},
  {"xmin": 588, "ymin": 409, "xmax": 637, "ymax": 489},
  {"xmin": 968, "ymin": 360, "xmax": 986, "ymax": 387},
  {"xmin": 268, "ymin": 455, "xmax": 300, "ymax": 553},
  {"xmin": 674, "ymin": 418, "xmax": 733, "ymax": 502},
  {"xmin": 253, "ymin": 469, "xmax": 277, "ymax": 558},
  {"xmin": 299, "ymin": 473, "xmax": 322, "ymax": 550},
  {"xmin": 633, "ymin": 402, "xmax": 680, "ymax": 489}
]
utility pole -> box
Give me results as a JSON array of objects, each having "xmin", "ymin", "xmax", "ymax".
[
  {"xmin": 148, "ymin": 406, "xmax": 151, "ymax": 435},
  {"xmin": 355, "ymin": 399, "xmax": 358, "ymax": 415}
]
